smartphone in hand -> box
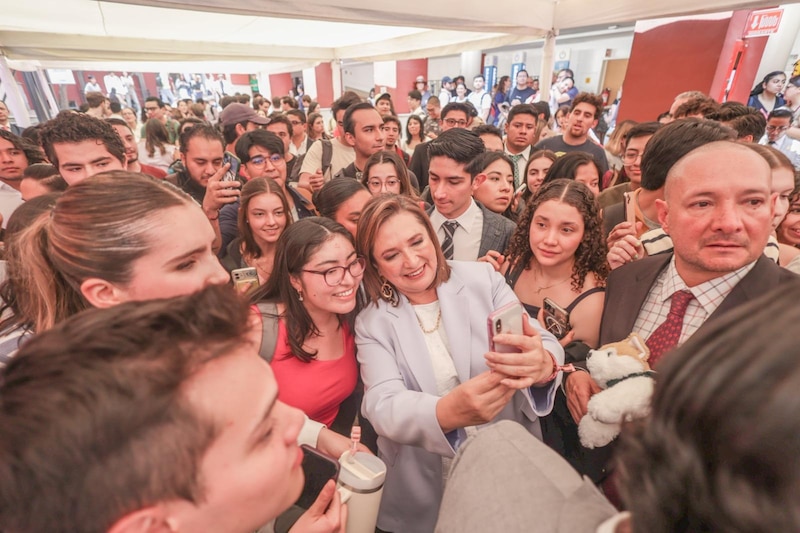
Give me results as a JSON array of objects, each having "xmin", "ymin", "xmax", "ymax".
[
  {"xmin": 222, "ymin": 151, "xmax": 241, "ymax": 182},
  {"xmin": 487, "ymin": 301, "xmax": 524, "ymax": 353},
  {"xmin": 295, "ymin": 445, "xmax": 340, "ymax": 510}
]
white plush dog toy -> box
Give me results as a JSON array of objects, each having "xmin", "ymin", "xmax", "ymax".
[{"xmin": 578, "ymin": 333, "xmax": 655, "ymax": 449}]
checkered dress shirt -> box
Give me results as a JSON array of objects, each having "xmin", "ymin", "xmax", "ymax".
[{"xmin": 633, "ymin": 256, "xmax": 757, "ymax": 346}]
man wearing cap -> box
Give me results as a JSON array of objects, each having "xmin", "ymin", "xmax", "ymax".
[
  {"xmin": 439, "ymin": 77, "xmax": 453, "ymax": 106},
  {"xmin": 218, "ymin": 102, "xmax": 270, "ymax": 153}
]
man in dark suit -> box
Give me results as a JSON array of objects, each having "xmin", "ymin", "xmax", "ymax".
[
  {"xmin": 409, "ymin": 102, "xmax": 472, "ymax": 191},
  {"xmin": 425, "ymin": 128, "xmax": 514, "ymax": 261},
  {"xmin": 0, "ymin": 101, "xmax": 22, "ymax": 135},
  {"xmin": 579, "ymin": 139, "xmax": 797, "ymax": 422},
  {"xmin": 569, "ymin": 139, "xmax": 798, "ymax": 487}
]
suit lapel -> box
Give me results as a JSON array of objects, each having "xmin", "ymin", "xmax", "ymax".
[
  {"xmin": 437, "ymin": 267, "xmax": 473, "ymax": 384},
  {"xmin": 478, "ymin": 202, "xmax": 500, "ymax": 258},
  {"xmin": 389, "ymin": 298, "xmax": 440, "ymax": 395}
]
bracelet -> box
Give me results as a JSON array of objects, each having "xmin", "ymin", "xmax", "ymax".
[{"xmin": 539, "ymin": 351, "xmax": 576, "ymax": 384}]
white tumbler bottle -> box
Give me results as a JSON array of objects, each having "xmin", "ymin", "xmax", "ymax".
[{"xmin": 337, "ymin": 452, "xmax": 387, "ymax": 533}]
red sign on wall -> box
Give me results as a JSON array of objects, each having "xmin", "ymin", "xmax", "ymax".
[{"xmin": 744, "ymin": 9, "xmax": 783, "ymax": 38}]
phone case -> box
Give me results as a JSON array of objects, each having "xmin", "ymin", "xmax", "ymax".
[
  {"xmin": 231, "ymin": 267, "xmax": 259, "ymax": 292},
  {"xmin": 487, "ymin": 301, "xmax": 524, "ymax": 353},
  {"xmin": 296, "ymin": 444, "xmax": 340, "ymax": 510},
  {"xmin": 542, "ymin": 298, "xmax": 571, "ymax": 340}
]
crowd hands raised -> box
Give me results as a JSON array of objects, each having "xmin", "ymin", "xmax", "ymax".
[{"xmin": 0, "ymin": 67, "xmax": 799, "ymax": 532}]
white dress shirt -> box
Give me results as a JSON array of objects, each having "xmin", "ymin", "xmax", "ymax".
[{"xmin": 429, "ymin": 199, "xmax": 484, "ymax": 261}]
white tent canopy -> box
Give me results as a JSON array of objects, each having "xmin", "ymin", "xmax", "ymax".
[{"xmin": 0, "ymin": 0, "xmax": 793, "ymax": 72}]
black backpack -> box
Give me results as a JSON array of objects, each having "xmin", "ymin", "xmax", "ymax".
[{"xmin": 288, "ymin": 138, "xmax": 333, "ymax": 183}]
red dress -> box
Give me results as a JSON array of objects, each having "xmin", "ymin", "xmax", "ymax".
[{"xmin": 270, "ymin": 320, "xmax": 357, "ymax": 427}]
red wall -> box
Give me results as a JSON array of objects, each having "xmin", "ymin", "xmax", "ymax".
[
  {"xmin": 315, "ymin": 63, "xmax": 334, "ymax": 107},
  {"xmin": 618, "ymin": 11, "xmax": 776, "ymax": 122},
  {"xmin": 619, "ymin": 18, "xmax": 731, "ymax": 121},
  {"xmin": 378, "ymin": 59, "xmax": 428, "ymax": 114},
  {"xmin": 269, "ymin": 73, "xmax": 293, "ymax": 99}
]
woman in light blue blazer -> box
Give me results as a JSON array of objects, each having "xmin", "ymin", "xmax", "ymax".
[{"xmin": 355, "ymin": 195, "xmax": 564, "ymax": 532}]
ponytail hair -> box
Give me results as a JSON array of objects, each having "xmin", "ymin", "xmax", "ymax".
[{"xmin": 0, "ymin": 171, "xmax": 193, "ymax": 333}]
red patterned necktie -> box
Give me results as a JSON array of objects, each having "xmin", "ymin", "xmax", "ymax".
[{"xmin": 646, "ymin": 290, "xmax": 694, "ymax": 367}]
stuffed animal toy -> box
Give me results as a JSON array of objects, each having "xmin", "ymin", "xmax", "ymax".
[{"xmin": 578, "ymin": 333, "xmax": 655, "ymax": 449}]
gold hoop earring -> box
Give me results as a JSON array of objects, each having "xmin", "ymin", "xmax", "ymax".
[{"xmin": 380, "ymin": 278, "xmax": 398, "ymax": 305}]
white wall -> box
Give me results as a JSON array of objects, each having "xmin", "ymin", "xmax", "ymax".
[
  {"xmin": 488, "ymin": 33, "xmax": 634, "ymax": 92},
  {"xmin": 341, "ymin": 62, "xmax": 374, "ymax": 93}
]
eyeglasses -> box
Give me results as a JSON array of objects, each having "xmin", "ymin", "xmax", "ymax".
[
  {"xmin": 367, "ymin": 178, "xmax": 400, "ymax": 190},
  {"xmin": 289, "ymin": 120, "xmax": 303, "ymax": 126},
  {"xmin": 443, "ymin": 118, "xmax": 468, "ymax": 127},
  {"xmin": 622, "ymin": 151, "xmax": 643, "ymax": 164},
  {"xmin": 249, "ymin": 154, "xmax": 283, "ymax": 167},
  {"xmin": 766, "ymin": 125, "xmax": 789, "ymax": 133},
  {"xmin": 144, "ymin": 107, "xmax": 159, "ymax": 112},
  {"xmin": 302, "ymin": 257, "xmax": 366, "ymax": 287}
]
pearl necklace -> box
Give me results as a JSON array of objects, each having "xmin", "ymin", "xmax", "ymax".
[{"xmin": 416, "ymin": 309, "xmax": 442, "ymax": 334}]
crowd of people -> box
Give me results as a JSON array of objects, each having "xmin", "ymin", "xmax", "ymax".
[{"xmin": 0, "ymin": 65, "xmax": 800, "ymax": 533}]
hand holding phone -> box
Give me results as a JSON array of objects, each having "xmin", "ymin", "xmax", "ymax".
[
  {"xmin": 295, "ymin": 445, "xmax": 341, "ymax": 510},
  {"xmin": 231, "ymin": 267, "xmax": 259, "ymax": 293},
  {"xmin": 487, "ymin": 301, "xmax": 524, "ymax": 353},
  {"xmin": 222, "ymin": 151, "xmax": 241, "ymax": 182}
]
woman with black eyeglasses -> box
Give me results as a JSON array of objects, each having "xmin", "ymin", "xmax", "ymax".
[{"xmin": 251, "ymin": 217, "xmax": 366, "ymax": 431}]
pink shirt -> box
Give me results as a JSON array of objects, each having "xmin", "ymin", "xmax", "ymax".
[{"xmin": 270, "ymin": 319, "xmax": 357, "ymax": 426}]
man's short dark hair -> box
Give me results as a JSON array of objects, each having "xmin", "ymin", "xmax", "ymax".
[
  {"xmin": 331, "ymin": 92, "xmax": 362, "ymax": 117},
  {"xmin": 517, "ymin": 69, "xmax": 528, "ymax": 77},
  {"xmin": 85, "ymin": 92, "xmax": 107, "ymax": 109},
  {"xmin": 531, "ymin": 101, "xmax": 551, "ymax": 122},
  {"xmin": 286, "ymin": 109, "xmax": 306, "ymax": 124},
  {"xmin": 625, "ymin": 122, "xmax": 663, "ymax": 144},
  {"xmin": 234, "ymin": 130, "xmax": 284, "ymax": 164},
  {"xmin": 145, "ymin": 96, "xmax": 165, "ymax": 108},
  {"xmin": 440, "ymin": 102, "xmax": 472, "ymax": 120},
  {"xmin": 0, "ymin": 130, "xmax": 47, "ymax": 165},
  {"xmin": 569, "ymin": 93, "xmax": 604, "ymax": 119},
  {"xmin": 382, "ymin": 115, "xmax": 401, "ymax": 129},
  {"xmin": 640, "ymin": 118, "xmax": 736, "ymax": 191},
  {"xmin": 266, "ymin": 113, "xmax": 292, "ymax": 137},
  {"xmin": 407, "ymin": 90, "xmax": 422, "ymax": 101},
  {"xmin": 768, "ymin": 107, "xmax": 794, "ymax": 121},
  {"xmin": 472, "ymin": 124, "xmax": 503, "ymax": 144},
  {"xmin": 507, "ymin": 104, "xmax": 538, "ymax": 124},
  {"xmin": 219, "ymin": 95, "xmax": 237, "ymax": 109},
  {"xmin": 342, "ymin": 102, "xmax": 377, "ymax": 136},
  {"xmin": 0, "ymin": 285, "xmax": 252, "ymax": 533},
  {"xmin": 673, "ymin": 96, "xmax": 720, "ymax": 119},
  {"xmin": 427, "ymin": 95, "xmax": 441, "ymax": 107},
  {"xmin": 709, "ymin": 104, "xmax": 767, "ymax": 140},
  {"xmin": 179, "ymin": 123, "xmax": 224, "ymax": 155},
  {"xmin": 40, "ymin": 112, "xmax": 126, "ymax": 169},
  {"xmin": 280, "ymin": 96, "xmax": 298, "ymax": 109},
  {"xmin": 428, "ymin": 128, "xmax": 485, "ymax": 170}
]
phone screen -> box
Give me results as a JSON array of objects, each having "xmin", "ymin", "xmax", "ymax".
[
  {"xmin": 295, "ymin": 445, "xmax": 340, "ymax": 510},
  {"xmin": 222, "ymin": 152, "xmax": 240, "ymax": 182}
]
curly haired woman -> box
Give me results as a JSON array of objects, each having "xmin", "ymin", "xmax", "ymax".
[{"xmin": 502, "ymin": 178, "xmax": 609, "ymax": 348}]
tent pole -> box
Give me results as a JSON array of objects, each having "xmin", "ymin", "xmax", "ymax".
[
  {"xmin": 331, "ymin": 60, "xmax": 343, "ymax": 100},
  {"xmin": 0, "ymin": 55, "xmax": 32, "ymax": 128},
  {"xmin": 539, "ymin": 29, "xmax": 558, "ymax": 104}
]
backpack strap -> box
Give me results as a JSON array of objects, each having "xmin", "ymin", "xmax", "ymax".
[
  {"xmin": 320, "ymin": 139, "xmax": 333, "ymax": 179},
  {"xmin": 255, "ymin": 301, "xmax": 280, "ymax": 363}
]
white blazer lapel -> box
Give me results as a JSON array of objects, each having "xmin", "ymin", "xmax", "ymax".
[
  {"xmin": 438, "ymin": 266, "xmax": 473, "ymax": 384},
  {"xmin": 390, "ymin": 300, "xmax": 440, "ymax": 395}
]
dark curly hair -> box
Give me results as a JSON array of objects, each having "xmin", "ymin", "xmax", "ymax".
[
  {"xmin": 504, "ymin": 178, "xmax": 608, "ymax": 292},
  {"xmin": 39, "ymin": 111, "xmax": 125, "ymax": 169}
]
